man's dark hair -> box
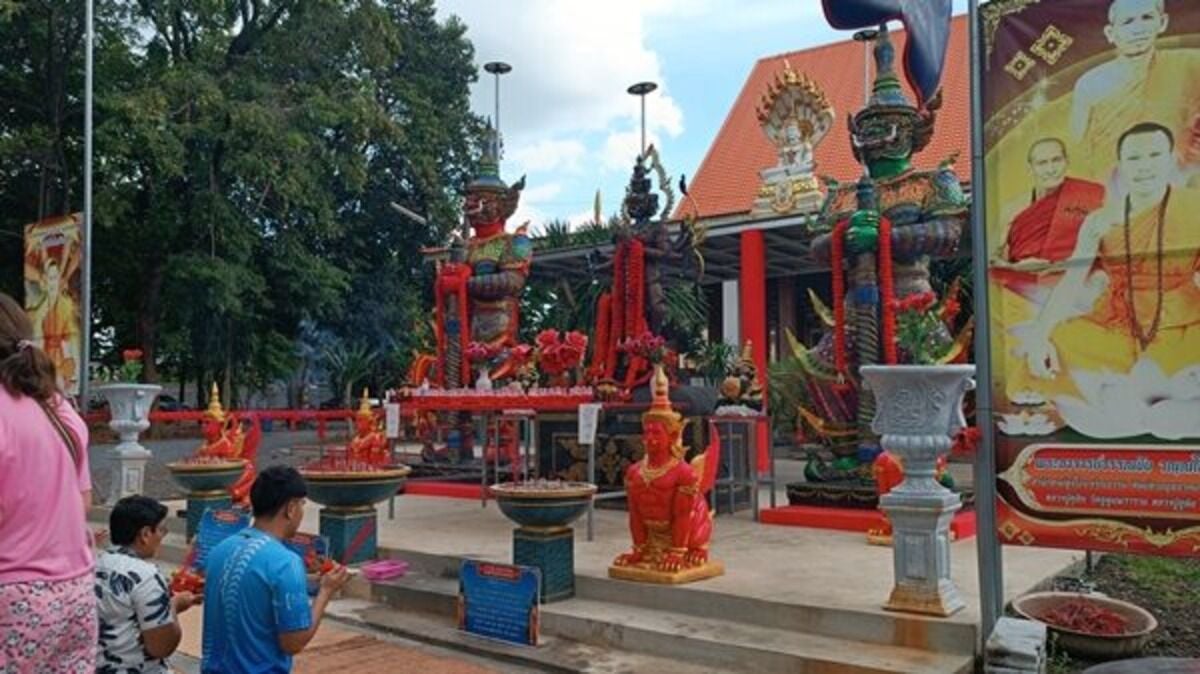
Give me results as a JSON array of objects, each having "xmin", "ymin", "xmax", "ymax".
[
  {"xmin": 250, "ymin": 465, "xmax": 308, "ymax": 518},
  {"xmin": 1118, "ymin": 121, "xmax": 1174, "ymax": 156},
  {"xmin": 1027, "ymin": 137, "xmax": 1067, "ymax": 163},
  {"xmin": 110, "ymin": 495, "xmax": 168, "ymax": 546}
]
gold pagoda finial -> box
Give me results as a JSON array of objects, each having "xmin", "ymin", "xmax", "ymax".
[
  {"xmin": 358, "ymin": 388, "xmax": 373, "ymax": 417},
  {"xmin": 206, "ymin": 382, "xmax": 225, "ymax": 421},
  {"xmin": 740, "ymin": 340, "xmax": 754, "ymax": 364}
]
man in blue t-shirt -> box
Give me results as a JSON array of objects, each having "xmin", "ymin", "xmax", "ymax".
[{"xmin": 201, "ymin": 466, "xmax": 349, "ymax": 673}]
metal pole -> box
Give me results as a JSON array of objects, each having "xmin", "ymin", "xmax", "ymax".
[
  {"xmin": 627, "ymin": 82, "xmax": 658, "ymax": 157},
  {"xmin": 853, "ymin": 29, "xmax": 879, "ymax": 108},
  {"xmin": 80, "ymin": 0, "xmax": 94, "ymax": 409},
  {"xmin": 968, "ymin": 0, "xmax": 1004, "ymax": 641},
  {"xmin": 586, "ymin": 442, "xmax": 595, "ymax": 541},
  {"xmin": 482, "ymin": 62, "xmax": 511, "ymax": 159}
]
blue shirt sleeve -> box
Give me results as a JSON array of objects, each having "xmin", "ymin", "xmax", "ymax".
[{"xmin": 272, "ymin": 552, "xmax": 312, "ymax": 634}]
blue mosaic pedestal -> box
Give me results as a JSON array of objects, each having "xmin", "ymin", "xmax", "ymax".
[
  {"xmin": 319, "ymin": 507, "xmax": 378, "ymax": 565},
  {"xmin": 185, "ymin": 491, "xmax": 232, "ymax": 541},
  {"xmin": 513, "ymin": 526, "xmax": 575, "ymax": 602}
]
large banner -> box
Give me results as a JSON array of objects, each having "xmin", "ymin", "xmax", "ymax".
[
  {"xmin": 982, "ymin": 0, "xmax": 1200, "ymax": 555},
  {"xmin": 23, "ymin": 213, "xmax": 83, "ymax": 395}
]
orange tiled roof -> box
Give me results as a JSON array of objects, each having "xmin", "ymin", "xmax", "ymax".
[{"xmin": 680, "ymin": 15, "xmax": 971, "ymax": 220}]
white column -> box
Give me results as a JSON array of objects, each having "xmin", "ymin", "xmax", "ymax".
[{"xmin": 721, "ymin": 280, "xmax": 740, "ymax": 347}]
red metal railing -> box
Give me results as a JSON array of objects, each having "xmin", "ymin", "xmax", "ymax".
[{"xmin": 84, "ymin": 408, "xmax": 359, "ymax": 440}]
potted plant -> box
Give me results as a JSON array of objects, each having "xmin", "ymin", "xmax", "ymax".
[
  {"xmin": 95, "ymin": 349, "xmax": 162, "ymax": 502},
  {"xmin": 859, "ymin": 292, "xmax": 974, "ymax": 616}
]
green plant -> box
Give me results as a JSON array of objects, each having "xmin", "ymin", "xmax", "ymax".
[
  {"xmin": 693, "ymin": 341, "xmax": 737, "ymax": 386},
  {"xmin": 113, "ymin": 348, "xmax": 144, "ymax": 382}
]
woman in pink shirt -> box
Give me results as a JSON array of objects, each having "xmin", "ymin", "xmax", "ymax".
[{"xmin": 0, "ymin": 292, "xmax": 96, "ymax": 672}]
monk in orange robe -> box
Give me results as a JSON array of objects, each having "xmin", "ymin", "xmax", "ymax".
[
  {"xmin": 1069, "ymin": 0, "xmax": 1200, "ymax": 180},
  {"xmin": 1021, "ymin": 123, "xmax": 1200, "ymax": 394},
  {"xmin": 993, "ymin": 139, "xmax": 1106, "ymax": 301}
]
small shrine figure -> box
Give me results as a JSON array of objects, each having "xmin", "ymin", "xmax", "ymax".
[
  {"xmin": 348, "ymin": 389, "xmax": 389, "ymax": 466},
  {"xmin": 609, "ymin": 365, "xmax": 723, "ymax": 584},
  {"xmin": 197, "ymin": 383, "xmax": 260, "ymax": 507},
  {"xmin": 716, "ymin": 341, "xmax": 764, "ymax": 412},
  {"xmin": 434, "ymin": 124, "xmax": 531, "ymax": 388},
  {"xmin": 751, "ymin": 62, "xmax": 833, "ymax": 216}
]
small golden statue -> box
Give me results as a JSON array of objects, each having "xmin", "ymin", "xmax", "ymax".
[
  {"xmin": 717, "ymin": 341, "xmax": 764, "ymax": 411},
  {"xmin": 609, "ymin": 365, "xmax": 724, "ymax": 584},
  {"xmin": 196, "ymin": 383, "xmax": 259, "ymax": 506},
  {"xmin": 348, "ymin": 389, "xmax": 390, "ymax": 466}
]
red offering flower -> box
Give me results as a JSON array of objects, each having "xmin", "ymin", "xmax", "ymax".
[
  {"xmin": 122, "ymin": 348, "xmax": 143, "ymax": 363},
  {"xmin": 950, "ymin": 426, "xmax": 981, "ymax": 457},
  {"xmin": 510, "ymin": 344, "xmax": 534, "ymax": 366}
]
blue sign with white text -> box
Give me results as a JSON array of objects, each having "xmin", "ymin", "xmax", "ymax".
[
  {"xmin": 457, "ymin": 560, "xmax": 540, "ymax": 646},
  {"xmin": 194, "ymin": 509, "xmax": 250, "ymax": 570}
]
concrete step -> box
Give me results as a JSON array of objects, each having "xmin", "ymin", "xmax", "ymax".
[
  {"xmin": 367, "ymin": 547, "xmax": 976, "ymax": 657},
  {"xmin": 353, "ymin": 570, "xmax": 973, "ymax": 674},
  {"xmin": 546, "ymin": 597, "xmax": 972, "ymax": 674},
  {"xmin": 326, "ymin": 597, "xmax": 729, "ymax": 674}
]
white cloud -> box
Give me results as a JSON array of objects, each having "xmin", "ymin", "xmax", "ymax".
[
  {"xmin": 510, "ymin": 182, "xmax": 562, "ymax": 232},
  {"xmin": 507, "ymin": 138, "xmax": 587, "ymax": 174},
  {"xmin": 437, "ymin": 1, "xmax": 685, "ymax": 149}
]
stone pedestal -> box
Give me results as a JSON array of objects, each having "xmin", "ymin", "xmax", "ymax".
[
  {"xmin": 319, "ymin": 507, "xmax": 378, "ymax": 565},
  {"xmin": 97, "ymin": 383, "xmax": 161, "ymax": 503},
  {"xmin": 513, "ymin": 527, "xmax": 575, "ymax": 602},
  {"xmin": 860, "ymin": 364, "xmax": 974, "ymax": 617},
  {"xmin": 185, "ymin": 490, "xmax": 232, "ymax": 541}
]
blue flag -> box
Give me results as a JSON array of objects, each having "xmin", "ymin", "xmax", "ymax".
[{"xmin": 820, "ymin": 0, "xmax": 953, "ymax": 109}]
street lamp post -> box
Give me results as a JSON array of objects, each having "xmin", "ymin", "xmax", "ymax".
[
  {"xmin": 483, "ymin": 61, "xmax": 512, "ymax": 156},
  {"xmin": 853, "ymin": 28, "xmax": 879, "ymax": 107},
  {"xmin": 81, "ymin": 0, "xmax": 94, "ymax": 409},
  {"xmin": 627, "ymin": 81, "xmax": 657, "ymax": 157}
]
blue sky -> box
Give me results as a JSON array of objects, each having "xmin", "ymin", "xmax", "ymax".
[{"xmin": 437, "ymin": 1, "xmax": 969, "ymax": 230}]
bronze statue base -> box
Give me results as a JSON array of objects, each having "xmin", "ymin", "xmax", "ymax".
[{"xmin": 608, "ymin": 560, "xmax": 724, "ymax": 585}]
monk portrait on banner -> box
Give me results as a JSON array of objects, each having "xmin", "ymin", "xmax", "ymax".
[
  {"xmin": 993, "ymin": 138, "xmax": 1106, "ymax": 300},
  {"xmin": 1069, "ymin": 0, "xmax": 1200, "ymax": 179},
  {"xmin": 1019, "ymin": 122, "xmax": 1200, "ymax": 437}
]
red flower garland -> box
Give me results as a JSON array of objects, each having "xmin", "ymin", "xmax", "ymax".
[
  {"xmin": 830, "ymin": 220, "xmax": 849, "ymax": 379},
  {"xmin": 591, "ymin": 292, "xmax": 612, "ymax": 377},
  {"xmin": 607, "ymin": 242, "xmax": 626, "ymax": 379},
  {"xmin": 878, "ymin": 216, "xmax": 898, "ymax": 365},
  {"xmin": 627, "ymin": 238, "xmax": 645, "ymax": 340}
]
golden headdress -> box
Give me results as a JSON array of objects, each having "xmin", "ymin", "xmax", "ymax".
[
  {"xmin": 206, "ymin": 382, "xmax": 226, "ymax": 421},
  {"xmin": 642, "ymin": 364, "xmax": 686, "ymax": 458},
  {"xmin": 357, "ymin": 388, "xmax": 373, "ymax": 418}
]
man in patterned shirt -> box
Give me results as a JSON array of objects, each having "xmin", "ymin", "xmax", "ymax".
[
  {"xmin": 201, "ymin": 466, "xmax": 349, "ymax": 673},
  {"xmin": 95, "ymin": 496, "xmax": 201, "ymax": 674}
]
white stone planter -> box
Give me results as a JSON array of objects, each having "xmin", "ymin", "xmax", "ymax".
[
  {"xmin": 96, "ymin": 383, "xmax": 161, "ymax": 503},
  {"xmin": 860, "ymin": 364, "xmax": 974, "ymax": 617}
]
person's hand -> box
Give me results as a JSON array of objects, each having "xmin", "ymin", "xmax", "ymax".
[
  {"xmin": 1018, "ymin": 329, "xmax": 1060, "ymax": 379},
  {"xmin": 92, "ymin": 528, "xmax": 109, "ymax": 549},
  {"xmin": 845, "ymin": 209, "xmax": 880, "ymax": 255},
  {"xmin": 319, "ymin": 565, "xmax": 351, "ymax": 594},
  {"xmin": 171, "ymin": 591, "xmax": 201, "ymax": 614}
]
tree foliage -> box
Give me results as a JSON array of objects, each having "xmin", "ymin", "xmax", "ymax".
[{"xmin": 0, "ymin": 0, "xmax": 483, "ymax": 402}]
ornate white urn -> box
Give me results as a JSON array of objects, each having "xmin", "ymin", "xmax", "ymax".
[
  {"xmin": 859, "ymin": 364, "xmax": 974, "ymax": 617},
  {"xmin": 95, "ymin": 383, "xmax": 161, "ymax": 503}
]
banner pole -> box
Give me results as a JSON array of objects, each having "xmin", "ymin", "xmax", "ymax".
[
  {"xmin": 80, "ymin": 0, "xmax": 94, "ymax": 408},
  {"xmin": 968, "ymin": 0, "xmax": 1004, "ymax": 641}
]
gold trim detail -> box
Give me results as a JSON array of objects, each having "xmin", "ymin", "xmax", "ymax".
[
  {"xmin": 608, "ymin": 560, "xmax": 724, "ymax": 585},
  {"xmin": 1030, "ymin": 25, "xmax": 1072, "ymax": 65},
  {"xmin": 981, "ymin": 0, "xmax": 1043, "ymax": 62}
]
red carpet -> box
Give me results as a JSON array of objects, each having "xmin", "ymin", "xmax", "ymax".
[
  {"xmin": 404, "ymin": 481, "xmax": 484, "ymax": 500},
  {"xmin": 760, "ymin": 505, "xmax": 977, "ymax": 540}
]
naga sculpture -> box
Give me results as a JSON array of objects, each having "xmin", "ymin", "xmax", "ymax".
[
  {"xmin": 784, "ymin": 24, "xmax": 971, "ymax": 491},
  {"xmin": 435, "ymin": 125, "xmax": 531, "ymax": 389},
  {"xmin": 609, "ymin": 364, "xmax": 723, "ymax": 584},
  {"xmin": 196, "ymin": 383, "xmax": 261, "ymax": 507}
]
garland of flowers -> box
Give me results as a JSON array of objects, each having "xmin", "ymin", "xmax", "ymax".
[
  {"xmin": 830, "ymin": 219, "xmax": 849, "ymax": 379},
  {"xmin": 606, "ymin": 242, "xmax": 627, "ymax": 379},
  {"xmin": 626, "ymin": 238, "xmax": 645, "ymax": 341},
  {"xmin": 591, "ymin": 292, "xmax": 612, "ymax": 378},
  {"xmin": 878, "ymin": 216, "xmax": 898, "ymax": 365}
]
